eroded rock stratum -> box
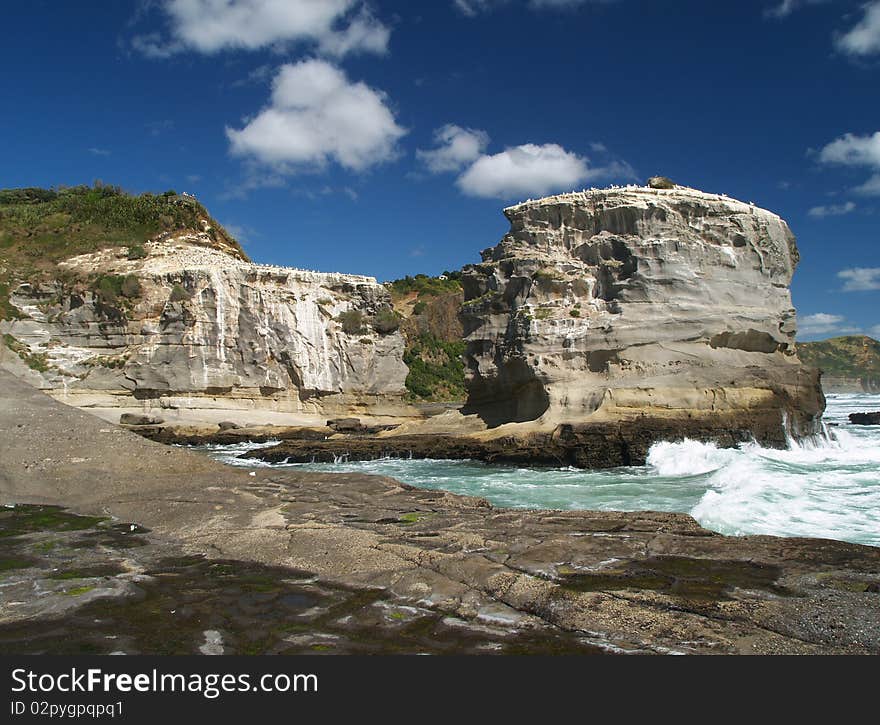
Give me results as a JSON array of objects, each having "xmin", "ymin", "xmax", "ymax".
[
  {"xmin": 0, "ymin": 234, "xmax": 410, "ymax": 423},
  {"xmin": 460, "ymin": 185, "xmax": 823, "ymax": 442}
]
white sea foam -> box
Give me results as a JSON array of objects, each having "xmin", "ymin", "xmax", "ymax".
[
  {"xmin": 646, "ymin": 439, "xmax": 737, "ymax": 476},
  {"xmin": 198, "ymin": 394, "xmax": 880, "ymax": 547}
]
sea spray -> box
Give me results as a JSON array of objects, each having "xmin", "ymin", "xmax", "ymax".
[{"xmin": 646, "ymin": 439, "xmax": 735, "ymax": 476}]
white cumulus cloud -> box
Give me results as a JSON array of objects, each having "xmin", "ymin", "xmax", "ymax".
[
  {"xmin": 416, "ymin": 125, "xmax": 490, "ymax": 173},
  {"xmin": 764, "ymin": 0, "xmax": 830, "ymax": 19},
  {"xmin": 456, "ymin": 143, "xmax": 590, "ymax": 199},
  {"xmin": 819, "ymin": 131, "xmax": 880, "ymax": 167},
  {"xmin": 855, "ymin": 174, "xmax": 880, "ymax": 195},
  {"xmin": 807, "ymin": 201, "xmax": 856, "ymax": 217},
  {"xmin": 419, "ymin": 127, "xmax": 636, "ymax": 200},
  {"xmin": 455, "ymin": 0, "xmax": 612, "ymax": 15},
  {"xmin": 838, "ymin": 267, "xmax": 880, "ymax": 292},
  {"xmin": 453, "ymin": 0, "xmax": 503, "ymax": 15},
  {"xmin": 798, "ymin": 312, "xmax": 846, "ymax": 336},
  {"xmin": 134, "ymin": 0, "xmax": 389, "ymax": 58},
  {"xmin": 836, "ymin": 0, "xmax": 880, "ymax": 57},
  {"xmin": 817, "ymin": 130, "xmax": 880, "ymax": 196},
  {"xmin": 529, "ymin": 0, "xmax": 609, "ymax": 8},
  {"xmin": 226, "ymin": 59, "xmax": 406, "ymax": 172}
]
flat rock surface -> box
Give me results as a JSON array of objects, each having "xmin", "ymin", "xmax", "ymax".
[{"xmin": 1, "ymin": 369, "xmax": 879, "ymax": 654}]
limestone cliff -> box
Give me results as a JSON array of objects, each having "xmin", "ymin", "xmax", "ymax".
[
  {"xmin": 1, "ymin": 233, "xmax": 409, "ymax": 424},
  {"xmin": 460, "ymin": 185, "xmax": 824, "ymax": 442}
]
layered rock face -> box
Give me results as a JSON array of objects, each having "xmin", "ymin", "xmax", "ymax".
[
  {"xmin": 0, "ymin": 233, "xmax": 409, "ymax": 423},
  {"xmin": 461, "ymin": 185, "xmax": 824, "ymax": 442}
]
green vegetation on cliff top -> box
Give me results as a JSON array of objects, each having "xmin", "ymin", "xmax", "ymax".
[
  {"xmin": 388, "ymin": 272, "xmax": 461, "ymax": 300},
  {"xmin": 796, "ymin": 336, "xmax": 880, "ymax": 379},
  {"xmin": 0, "ymin": 183, "xmax": 247, "ymax": 319}
]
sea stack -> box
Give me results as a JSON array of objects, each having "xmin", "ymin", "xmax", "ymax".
[{"xmin": 460, "ymin": 183, "xmax": 824, "ymax": 445}]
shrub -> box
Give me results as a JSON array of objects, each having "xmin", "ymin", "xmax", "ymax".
[
  {"xmin": 120, "ymin": 275, "xmax": 142, "ymax": 298},
  {"xmin": 403, "ymin": 334, "xmax": 466, "ymax": 401},
  {"xmin": 0, "ymin": 281, "xmax": 21, "ymax": 320},
  {"xmin": 127, "ymin": 243, "xmax": 147, "ymax": 260},
  {"xmin": 570, "ymin": 309, "xmax": 581, "ymax": 318},
  {"xmin": 412, "ymin": 300, "xmax": 427, "ymax": 315},
  {"xmin": 169, "ymin": 284, "xmax": 191, "ymax": 302},
  {"xmin": 388, "ymin": 274, "xmax": 462, "ymax": 300},
  {"xmin": 533, "ymin": 269, "xmax": 562, "ymax": 282},
  {"xmin": 338, "ymin": 310, "xmax": 365, "ymax": 335},
  {"xmin": 3, "ymin": 333, "xmax": 49, "ymax": 372},
  {"xmin": 93, "ymin": 275, "xmax": 124, "ymax": 303},
  {"xmin": 462, "ymin": 291, "xmax": 499, "ymax": 309},
  {"xmin": 91, "ymin": 274, "xmax": 140, "ymax": 303},
  {"xmin": 372, "ymin": 308, "xmax": 401, "ymax": 334},
  {"xmin": 0, "ymin": 188, "xmax": 59, "ymax": 204},
  {"xmin": 25, "ymin": 351, "xmax": 49, "ymax": 372}
]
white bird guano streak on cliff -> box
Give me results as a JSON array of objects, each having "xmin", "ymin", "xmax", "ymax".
[
  {"xmin": 289, "ymin": 283, "xmax": 340, "ymax": 393},
  {"xmin": 208, "ymin": 267, "xmax": 228, "ymax": 368},
  {"xmin": 252, "ymin": 285, "xmax": 275, "ymax": 388},
  {"xmin": 191, "ymin": 284, "xmax": 211, "ymax": 390}
]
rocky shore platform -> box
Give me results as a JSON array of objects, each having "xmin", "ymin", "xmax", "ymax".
[{"xmin": 2, "ymin": 369, "xmax": 879, "ymax": 655}]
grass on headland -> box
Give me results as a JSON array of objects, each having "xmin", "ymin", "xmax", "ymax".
[
  {"xmin": 0, "ymin": 182, "xmax": 247, "ymax": 320},
  {"xmin": 388, "ymin": 272, "xmax": 462, "ymax": 301},
  {"xmin": 797, "ymin": 335, "xmax": 880, "ymax": 379}
]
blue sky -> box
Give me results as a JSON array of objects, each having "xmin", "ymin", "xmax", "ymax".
[{"xmin": 1, "ymin": 0, "xmax": 879, "ymax": 340}]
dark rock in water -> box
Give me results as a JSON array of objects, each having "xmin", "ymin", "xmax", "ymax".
[
  {"xmin": 327, "ymin": 417, "xmax": 366, "ymax": 433},
  {"xmin": 647, "ymin": 175, "xmax": 676, "ymax": 189},
  {"xmin": 130, "ymin": 424, "xmax": 331, "ymax": 446},
  {"xmin": 120, "ymin": 413, "xmax": 164, "ymax": 426},
  {"xmin": 849, "ymin": 412, "xmax": 880, "ymax": 425},
  {"xmin": 218, "ymin": 421, "xmax": 241, "ymax": 431},
  {"xmin": 245, "ymin": 414, "xmax": 791, "ymax": 469}
]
